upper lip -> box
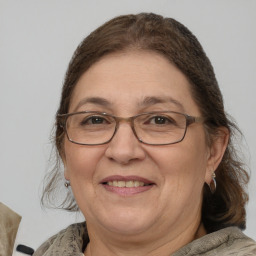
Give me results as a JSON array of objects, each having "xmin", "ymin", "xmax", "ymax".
[{"xmin": 100, "ymin": 175, "xmax": 155, "ymax": 185}]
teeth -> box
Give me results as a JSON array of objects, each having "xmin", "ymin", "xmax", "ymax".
[
  {"xmin": 126, "ymin": 181, "xmax": 134, "ymax": 187},
  {"xmin": 117, "ymin": 181, "xmax": 125, "ymax": 187},
  {"xmin": 107, "ymin": 180, "xmax": 145, "ymax": 187}
]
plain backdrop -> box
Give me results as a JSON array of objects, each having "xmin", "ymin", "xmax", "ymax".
[{"xmin": 0, "ymin": 0, "xmax": 255, "ymax": 254}]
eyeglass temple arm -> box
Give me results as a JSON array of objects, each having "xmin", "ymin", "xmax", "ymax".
[{"xmin": 187, "ymin": 115, "xmax": 204, "ymax": 126}]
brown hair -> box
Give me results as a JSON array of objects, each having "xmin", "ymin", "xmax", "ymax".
[{"xmin": 42, "ymin": 13, "xmax": 249, "ymax": 233}]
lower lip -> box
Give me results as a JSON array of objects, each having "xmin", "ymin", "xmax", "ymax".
[{"xmin": 102, "ymin": 184, "xmax": 154, "ymax": 196}]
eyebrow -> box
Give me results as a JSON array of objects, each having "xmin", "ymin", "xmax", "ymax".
[
  {"xmin": 73, "ymin": 97, "xmax": 111, "ymax": 112},
  {"xmin": 73, "ymin": 96, "xmax": 185, "ymax": 112},
  {"xmin": 139, "ymin": 96, "xmax": 185, "ymax": 112}
]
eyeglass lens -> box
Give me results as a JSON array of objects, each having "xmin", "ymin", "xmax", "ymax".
[{"xmin": 64, "ymin": 112, "xmax": 188, "ymax": 145}]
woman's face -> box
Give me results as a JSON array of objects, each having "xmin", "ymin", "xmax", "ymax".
[{"xmin": 63, "ymin": 51, "xmax": 214, "ymax": 240}]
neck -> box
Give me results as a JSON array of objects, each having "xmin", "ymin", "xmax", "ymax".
[{"xmin": 83, "ymin": 222, "xmax": 206, "ymax": 256}]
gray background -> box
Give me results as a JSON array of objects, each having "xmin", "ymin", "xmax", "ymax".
[{"xmin": 0, "ymin": 0, "xmax": 255, "ymax": 254}]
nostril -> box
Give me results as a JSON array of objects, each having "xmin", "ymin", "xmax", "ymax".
[{"xmin": 104, "ymin": 127, "xmax": 146, "ymax": 164}]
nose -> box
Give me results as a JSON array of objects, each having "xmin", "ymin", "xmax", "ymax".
[{"xmin": 105, "ymin": 122, "xmax": 146, "ymax": 164}]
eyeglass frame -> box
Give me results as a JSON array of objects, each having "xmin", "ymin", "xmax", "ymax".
[{"xmin": 57, "ymin": 111, "xmax": 204, "ymax": 146}]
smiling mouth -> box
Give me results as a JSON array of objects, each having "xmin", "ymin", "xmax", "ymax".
[
  {"xmin": 104, "ymin": 180, "xmax": 153, "ymax": 188},
  {"xmin": 100, "ymin": 176, "xmax": 155, "ymax": 196}
]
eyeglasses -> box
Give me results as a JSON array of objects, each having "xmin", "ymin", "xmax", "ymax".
[{"xmin": 58, "ymin": 111, "xmax": 204, "ymax": 146}]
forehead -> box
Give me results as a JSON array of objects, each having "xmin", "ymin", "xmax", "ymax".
[{"xmin": 69, "ymin": 51, "xmax": 200, "ymax": 115}]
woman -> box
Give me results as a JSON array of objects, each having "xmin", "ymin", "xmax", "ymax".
[{"xmin": 34, "ymin": 13, "xmax": 256, "ymax": 255}]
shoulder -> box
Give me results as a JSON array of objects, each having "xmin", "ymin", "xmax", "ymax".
[
  {"xmin": 33, "ymin": 222, "xmax": 88, "ymax": 256},
  {"xmin": 174, "ymin": 227, "xmax": 256, "ymax": 256},
  {"xmin": 221, "ymin": 228, "xmax": 256, "ymax": 255}
]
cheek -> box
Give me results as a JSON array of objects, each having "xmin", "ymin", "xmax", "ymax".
[
  {"xmin": 154, "ymin": 144, "xmax": 208, "ymax": 218},
  {"xmin": 64, "ymin": 140, "xmax": 104, "ymax": 181},
  {"xmin": 151, "ymin": 137, "xmax": 208, "ymax": 192}
]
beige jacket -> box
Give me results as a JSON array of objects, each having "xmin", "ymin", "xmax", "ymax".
[
  {"xmin": 33, "ymin": 222, "xmax": 256, "ymax": 256},
  {"xmin": 0, "ymin": 202, "xmax": 22, "ymax": 256}
]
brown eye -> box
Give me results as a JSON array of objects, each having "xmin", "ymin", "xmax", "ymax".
[
  {"xmin": 81, "ymin": 116, "xmax": 109, "ymax": 125},
  {"xmin": 147, "ymin": 115, "xmax": 176, "ymax": 125},
  {"xmin": 153, "ymin": 116, "xmax": 168, "ymax": 124}
]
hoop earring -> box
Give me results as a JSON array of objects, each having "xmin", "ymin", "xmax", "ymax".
[
  {"xmin": 64, "ymin": 181, "xmax": 70, "ymax": 188},
  {"xmin": 208, "ymin": 172, "xmax": 216, "ymax": 194}
]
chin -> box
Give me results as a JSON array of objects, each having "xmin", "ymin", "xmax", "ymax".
[
  {"xmin": 104, "ymin": 219, "xmax": 152, "ymax": 236},
  {"xmin": 95, "ymin": 207, "xmax": 156, "ymax": 236}
]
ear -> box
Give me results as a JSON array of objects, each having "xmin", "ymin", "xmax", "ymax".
[
  {"xmin": 205, "ymin": 127, "xmax": 229, "ymax": 184},
  {"xmin": 63, "ymin": 163, "xmax": 70, "ymax": 181},
  {"xmin": 60, "ymin": 148, "xmax": 70, "ymax": 181},
  {"xmin": 63, "ymin": 161, "xmax": 70, "ymax": 181}
]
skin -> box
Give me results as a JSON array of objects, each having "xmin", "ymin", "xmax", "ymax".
[{"xmin": 63, "ymin": 51, "xmax": 229, "ymax": 256}]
